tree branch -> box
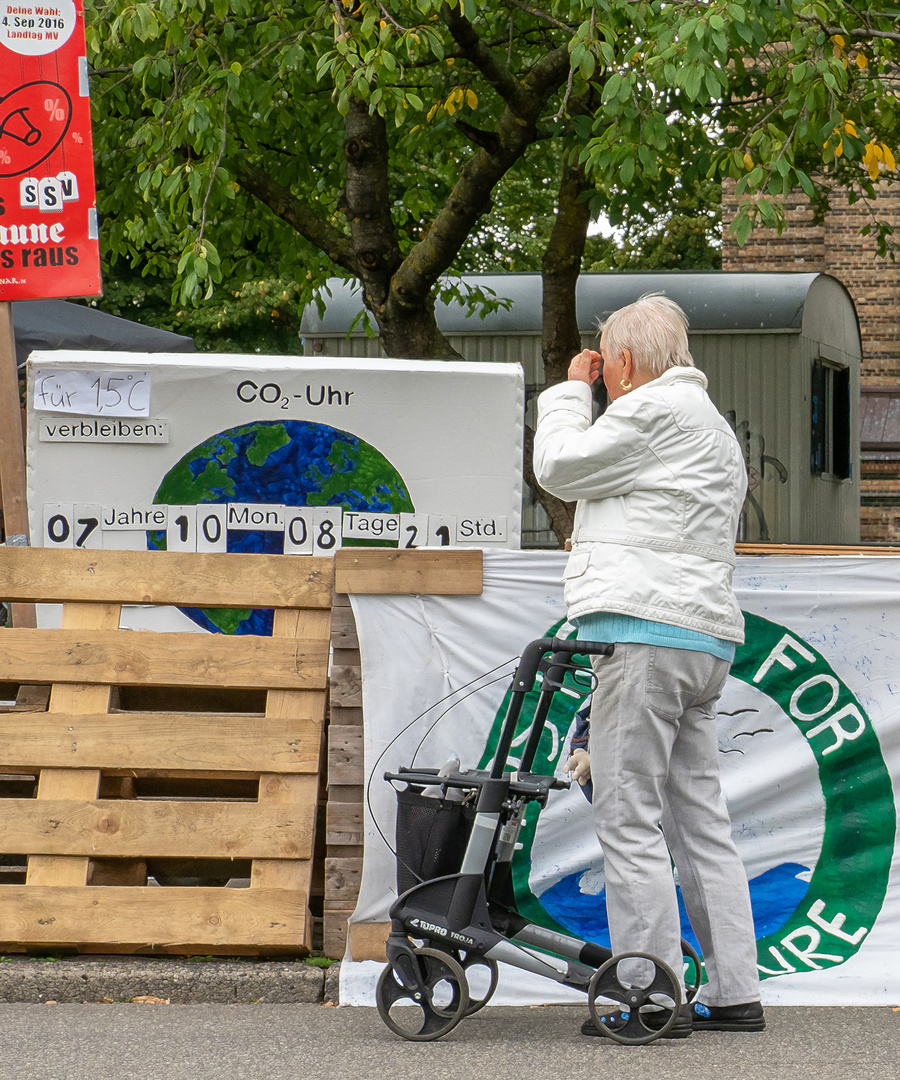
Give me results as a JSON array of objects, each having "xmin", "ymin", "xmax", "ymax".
[
  {"xmin": 235, "ymin": 163, "xmax": 358, "ymax": 275},
  {"xmin": 441, "ymin": 3, "xmax": 526, "ymax": 110},
  {"xmin": 391, "ymin": 41, "xmax": 572, "ymax": 308},
  {"xmin": 794, "ymin": 12, "xmax": 900, "ymax": 45},
  {"xmin": 504, "ymin": 0, "xmax": 575, "ymax": 33}
]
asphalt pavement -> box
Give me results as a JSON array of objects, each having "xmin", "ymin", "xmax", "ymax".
[{"xmin": 0, "ymin": 1004, "xmax": 896, "ymax": 1080}]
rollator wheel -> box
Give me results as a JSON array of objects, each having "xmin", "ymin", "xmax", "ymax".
[
  {"xmin": 588, "ymin": 952, "xmax": 682, "ymax": 1045},
  {"xmin": 442, "ymin": 951, "xmax": 499, "ymax": 1016},
  {"xmin": 681, "ymin": 937, "xmax": 702, "ymax": 1004},
  {"xmin": 376, "ymin": 945, "xmax": 470, "ymax": 1042}
]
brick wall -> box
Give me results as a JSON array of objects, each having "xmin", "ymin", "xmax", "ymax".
[
  {"xmin": 722, "ymin": 183, "xmax": 900, "ymax": 383},
  {"xmin": 722, "ymin": 182, "xmax": 900, "ymax": 540}
]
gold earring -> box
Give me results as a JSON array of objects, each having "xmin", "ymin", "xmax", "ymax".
[{"xmin": 620, "ymin": 379, "xmax": 632, "ymax": 391}]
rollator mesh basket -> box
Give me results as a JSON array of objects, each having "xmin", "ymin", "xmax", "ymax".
[{"xmin": 394, "ymin": 788, "xmax": 476, "ymax": 896}]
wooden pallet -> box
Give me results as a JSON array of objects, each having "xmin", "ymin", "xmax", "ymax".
[
  {"xmin": 323, "ymin": 551, "xmax": 484, "ymax": 960},
  {"xmin": 736, "ymin": 543, "xmax": 900, "ymax": 555},
  {"xmin": 0, "ymin": 547, "xmax": 334, "ymax": 954}
]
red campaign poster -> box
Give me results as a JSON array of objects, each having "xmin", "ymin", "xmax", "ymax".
[{"xmin": 0, "ymin": 0, "xmax": 101, "ymax": 299}]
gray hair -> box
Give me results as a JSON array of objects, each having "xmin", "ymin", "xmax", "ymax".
[{"xmin": 599, "ymin": 293, "xmax": 694, "ymax": 377}]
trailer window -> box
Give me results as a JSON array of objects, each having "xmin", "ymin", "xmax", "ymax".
[{"xmin": 811, "ymin": 359, "xmax": 851, "ymax": 480}]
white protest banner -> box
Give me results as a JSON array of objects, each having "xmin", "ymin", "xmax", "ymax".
[{"xmin": 343, "ymin": 552, "xmax": 900, "ymax": 1007}]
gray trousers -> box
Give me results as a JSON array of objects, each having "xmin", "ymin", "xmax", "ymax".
[{"xmin": 589, "ymin": 642, "xmax": 760, "ymax": 1006}]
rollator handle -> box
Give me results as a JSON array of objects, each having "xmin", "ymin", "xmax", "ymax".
[{"xmin": 510, "ymin": 637, "xmax": 613, "ymax": 693}]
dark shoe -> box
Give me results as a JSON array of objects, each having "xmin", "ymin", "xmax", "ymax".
[
  {"xmin": 581, "ymin": 1002, "xmax": 692, "ymax": 1040},
  {"xmin": 644, "ymin": 1000, "xmax": 765, "ymax": 1033},
  {"xmin": 691, "ymin": 1001, "xmax": 765, "ymax": 1032}
]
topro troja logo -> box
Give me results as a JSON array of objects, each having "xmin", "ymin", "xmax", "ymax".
[{"xmin": 479, "ymin": 613, "xmax": 894, "ymax": 984}]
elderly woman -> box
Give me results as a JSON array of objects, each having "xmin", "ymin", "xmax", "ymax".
[{"xmin": 533, "ymin": 294, "xmax": 763, "ymax": 1040}]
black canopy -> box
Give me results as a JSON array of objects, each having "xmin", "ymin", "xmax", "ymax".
[{"xmin": 12, "ymin": 299, "xmax": 194, "ymax": 369}]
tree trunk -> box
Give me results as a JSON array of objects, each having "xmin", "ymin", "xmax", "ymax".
[
  {"xmin": 541, "ymin": 156, "xmax": 593, "ymax": 389},
  {"xmin": 530, "ymin": 155, "xmax": 595, "ymax": 547}
]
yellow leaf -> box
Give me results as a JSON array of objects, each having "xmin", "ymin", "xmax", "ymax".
[
  {"xmin": 843, "ymin": 119, "xmax": 857, "ymax": 136},
  {"xmin": 869, "ymin": 161, "xmax": 880, "ymax": 181},
  {"xmin": 831, "ymin": 34, "xmax": 845, "ymax": 48},
  {"xmin": 426, "ymin": 104, "xmax": 439, "ymax": 121},
  {"xmin": 835, "ymin": 138, "xmax": 843, "ymax": 157},
  {"xmin": 466, "ymin": 89, "xmax": 478, "ymax": 109},
  {"xmin": 883, "ymin": 146, "xmax": 896, "ymax": 171},
  {"xmin": 856, "ymin": 53, "xmax": 868, "ymax": 70},
  {"xmin": 446, "ymin": 57, "xmax": 455, "ymax": 66},
  {"xmin": 743, "ymin": 153, "xmax": 753, "ymax": 171},
  {"xmin": 445, "ymin": 99, "xmax": 456, "ymax": 115}
]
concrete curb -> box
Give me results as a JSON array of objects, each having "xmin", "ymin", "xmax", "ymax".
[{"xmin": 0, "ymin": 958, "xmax": 339, "ymax": 1004}]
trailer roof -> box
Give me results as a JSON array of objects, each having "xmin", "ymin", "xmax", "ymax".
[{"xmin": 302, "ymin": 271, "xmax": 855, "ymax": 335}]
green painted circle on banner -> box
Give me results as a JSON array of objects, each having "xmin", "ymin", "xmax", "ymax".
[{"xmin": 479, "ymin": 612, "xmax": 895, "ymax": 980}]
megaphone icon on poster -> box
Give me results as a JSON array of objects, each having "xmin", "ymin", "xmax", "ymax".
[
  {"xmin": 0, "ymin": 82, "xmax": 71, "ymax": 178},
  {"xmin": 0, "ymin": 107, "xmax": 41, "ymax": 147}
]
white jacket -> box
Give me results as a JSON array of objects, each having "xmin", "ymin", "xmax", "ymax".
[{"xmin": 533, "ymin": 366, "xmax": 747, "ymax": 642}]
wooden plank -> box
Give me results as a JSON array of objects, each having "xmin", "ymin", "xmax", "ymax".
[
  {"xmin": 0, "ymin": 630, "xmax": 330, "ymax": 690},
  {"xmin": 27, "ymin": 602, "xmax": 117, "ymax": 888},
  {"xmin": 327, "ymin": 726, "xmax": 365, "ymax": 787},
  {"xmin": 330, "ymin": 604, "xmax": 359, "ymax": 648},
  {"xmin": 16, "ymin": 685, "xmax": 51, "ymax": 709},
  {"xmin": 0, "ymin": 709, "xmax": 324, "ymax": 773},
  {"xmin": 89, "ymin": 859, "xmax": 147, "ymax": 887},
  {"xmin": 0, "ymin": 887, "xmax": 309, "ymax": 947},
  {"xmin": 736, "ymin": 544, "xmax": 900, "ymax": 556},
  {"xmin": 0, "ymin": 799, "xmax": 314, "ymax": 859},
  {"xmin": 325, "ymin": 856, "xmax": 363, "ymax": 901},
  {"xmin": 0, "ymin": 548, "xmax": 335, "ymax": 609},
  {"xmin": 249, "ymin": 607, "xmax": 329, "ymax": 914},
  {"xmin": 335, "ymin": 549, "xmax": 483, "ymax": 594},
  {"xmin": 348, "ymin": 921, "xmax": 391, "ymax": 963},
  {"xmin": 326, "ymin": 802, "xmax": 364, "ymax": 847},
  {"xmin": 330, "ymin": 666, "xmax": 362, "ymax": 709},
  {"xmin": 323, "ymin": 905, "xmax": 355, "ymax": 960},
  {"xmin": 329, "ymin": 706, "xmax": 363, "ymax": 727},
  {"xmin": 0, "ymin": 302, "xmax": 36, "ymax": 629}
]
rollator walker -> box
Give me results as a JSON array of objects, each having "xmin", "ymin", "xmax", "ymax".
[{"xmin": 376, "ymin": 636, "xmax": 702, "ymax": 1044}]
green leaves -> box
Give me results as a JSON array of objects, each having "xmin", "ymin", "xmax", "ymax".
[{"xmin": 84, "ymin": 0, "xmax": 900, "ymax": 328}]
